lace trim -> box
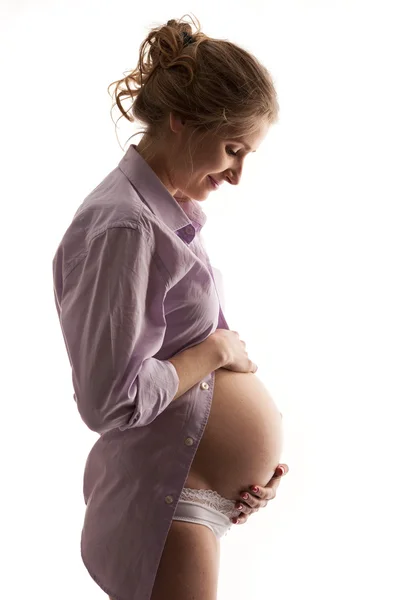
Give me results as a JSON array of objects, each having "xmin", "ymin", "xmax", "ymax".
[{"xmin": 180, "ymin": 487, "xmax": 238, "ymax": 517}]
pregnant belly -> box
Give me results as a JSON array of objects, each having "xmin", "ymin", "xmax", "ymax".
[{"xmin": 185, "ymin": 367, "xmax": 284, "ymax": 502}]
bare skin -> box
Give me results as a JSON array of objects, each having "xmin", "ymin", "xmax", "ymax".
[
  {"xmin": 150, "ymin": 521, "xmax": 220, "ymax": 600},
  {"xmin": 108, "ymin": 369, "xmax": 285, "ymax": 600},
  {"xmin": 184, "ymin": 367, "xmax": 284, "ymax": 502}
]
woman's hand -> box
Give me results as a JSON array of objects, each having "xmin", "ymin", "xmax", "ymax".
[{"xmin": 232, "ymin": 464, "xmax": 289, "ymax": 525}]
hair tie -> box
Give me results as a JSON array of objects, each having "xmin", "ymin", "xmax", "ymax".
[{"xmin": 182, "ymin": 31, "xmax": 194, "ymax": 46}]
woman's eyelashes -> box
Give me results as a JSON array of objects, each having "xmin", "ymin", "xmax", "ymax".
[{"xmin": 226, "ymin": 148, "xmax": 238, "ymax": 157}]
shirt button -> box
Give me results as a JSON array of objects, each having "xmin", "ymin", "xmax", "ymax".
[
  {"xmin": 200, "ymin": 382, "xmax": 209, "ymax": 390},
  {"xmin": 165, "ymin": 495, "xmax": 174, "ymax": 504},
  {"xmin": 184, "ymin": 437, "xmax": 194, "ymax": 446}
]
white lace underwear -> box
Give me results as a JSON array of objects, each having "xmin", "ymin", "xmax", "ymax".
[{"xmin": 180, "ymin": 487, "xmax": 240, "ymax": 519}]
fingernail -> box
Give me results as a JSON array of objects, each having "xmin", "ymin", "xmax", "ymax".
[
  {"xmin": 240, "ymin": 492, "xmax": 249, "ymax": 500},
  {"xmin": 277, "ymin": 467, "xmax": 285, "ymax": 476},
  {"xmin": 250, "ymin": 486, "xmax": 259, "ymax": 493},
  {"xmin": 232, "ymin": 517, "xmax": 239, "ymax": 524}
]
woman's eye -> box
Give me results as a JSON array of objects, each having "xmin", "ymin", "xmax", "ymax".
[{"xmin": 227, "ymin": 148, "xmax": 238, "ymax": 157}]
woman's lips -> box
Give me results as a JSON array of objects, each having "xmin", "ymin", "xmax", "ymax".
[{"xmin": 208, "ymin": 175, "xmax": 220, "ymax": 189}]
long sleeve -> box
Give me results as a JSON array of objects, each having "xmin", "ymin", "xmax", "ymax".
[{"xmin": 54, "ymin": 224, "xmax": 179, "ymax": 434}]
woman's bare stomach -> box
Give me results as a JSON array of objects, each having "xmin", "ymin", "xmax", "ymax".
[{"xmin": 184, "ymin": 367, "xmax": 284, "ymax": 502}]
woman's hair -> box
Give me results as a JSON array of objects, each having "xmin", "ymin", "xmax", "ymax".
[{"xmin": 107, "ymin": 13, "xmax": 279, "ymax": 158}]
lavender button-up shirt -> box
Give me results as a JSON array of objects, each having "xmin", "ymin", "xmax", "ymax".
[{"xmin": 52, "ymin": 144, "xmax": 230, "ymax": 600}]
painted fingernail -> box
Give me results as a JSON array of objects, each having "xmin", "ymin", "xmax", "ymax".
[
  {"xmin": 277, "ymin": 467, "xmax": 285, "ymax": 476},
  {"xmin": 236, "ymin": 504, "xmax": 243, "ymax": 511},
  {"xmin": 232, "ymin": 517, "xmax": 239, "ymax": 524},
  {"xmin": 250, "ymin": 486, "xmax": 259, "ymax": 493},
  {"xmin": 241, "ymin": 492, "xmax": 249, "ymax": 500}
]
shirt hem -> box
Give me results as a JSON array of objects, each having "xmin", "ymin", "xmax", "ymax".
[{"xmin": 81, "ymin": 548, "xmax": 127, "ymax": 600}]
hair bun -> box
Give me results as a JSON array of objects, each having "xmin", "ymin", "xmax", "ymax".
[{"xmin": 107, "ymin": 12, "xmax": 279, "ymax": 153}]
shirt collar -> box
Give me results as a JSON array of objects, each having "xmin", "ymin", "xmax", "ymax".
[{"xmin": 118, "ymin": 144, "xmax": 207, "ymax": 244}]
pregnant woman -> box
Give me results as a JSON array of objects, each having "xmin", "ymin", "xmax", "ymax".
[{"xmin": 52, "ymin": 14, "xmax": 288, "ymax": 600}]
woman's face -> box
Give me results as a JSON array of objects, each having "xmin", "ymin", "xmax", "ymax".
[
  {"xmin": 136, "ymin": 115, "xmax": 270, "ymax": 202},
  {"xmin": 171, "ymin": 117, "xmax": 270, "ymax": 202}
]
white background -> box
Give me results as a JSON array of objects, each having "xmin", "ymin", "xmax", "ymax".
[{"xmin": 1, "ymin": 0, "xmax": 399, "ymax": 598}]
